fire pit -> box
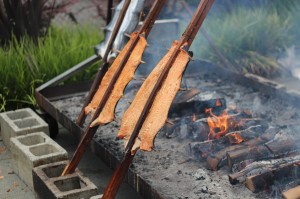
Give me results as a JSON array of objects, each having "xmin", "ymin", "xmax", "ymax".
[{"xmin": 35, "ymin": 58, "xmax": 300, "ymax": 199}]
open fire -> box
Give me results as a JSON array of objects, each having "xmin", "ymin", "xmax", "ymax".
[
  {"xmin": 50, "ymin": 57, "xmax": 300, "ymax": 198},
  {"xmin": 165, "ymin": 78, "xmax": 300, "ymax": 197},
  {"xmin": 206, "ymin": 108, "xmax": 229, "ymax": 140},
  {"xmin": 41, "ymin": 0, "xmax": 300, "ymax": 198}
]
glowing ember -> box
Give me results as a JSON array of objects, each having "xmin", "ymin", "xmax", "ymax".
[
  {"xmin": 192, "ymin": 114, "xmax": 196, "ymax": 122},
  {"xmin": 227, "ymin": 132, "xmax": 244, "ymax": 144},
  {"xmin": 215, "ymin": 99, "xmax": 222, "ymax": 107},
  {"xmin": 206, "ymin": 108, "xmax": 229, "ymax": 139}
]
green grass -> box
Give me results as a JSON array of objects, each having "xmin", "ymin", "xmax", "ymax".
[
  {"xmin": 189, "ymin": 6, "xmax": 298, "ymax": 77},
  {"xmin": 0, "ymin": 24, "xmax": 102, "ymax": 112}
]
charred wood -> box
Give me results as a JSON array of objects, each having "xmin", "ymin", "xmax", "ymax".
[
  {"xmin": 189, "ymin": 125, "xmax": 264, "ymax": 160},
  {"xmin": 166, "ymin": 116, "xmax": 210, "ymax": 141},
  {"xmin": 167, "ymin": 111, "xmax": 264, "ymax": 142},
  {"xmin": 227, "ymin": 145, "xmax": 272, "ymax": 171},
  {"xmin": 169, "ymin": 98, "xmax": 226, "ymax": 118},
  {"xmin": 228, "ymin": 129, "xmax": 300, "ymax": 172},
  {"xmin": 228, "ymin": 155, "xmax": 300, "ymax": 188},
  {"xmin": 172, "ymin": 88, "xmax": 200, "ymax": 104},
  {"xmin": 206, "ymin": 125, "xmax": 270, "ymax": 170},
  {"xmin": 245, "ymin": 161, "xmax": 300, "ymax": 193},
  {"xmin": 265, "ymin": 130, "xmax": 300, "ymax": 156}
]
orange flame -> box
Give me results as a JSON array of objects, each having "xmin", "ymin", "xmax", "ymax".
[
  {"xmin": 227, "ymin": 133, "xmax": 244, "ymax": 144},
  {"xmin": 206, "ymin": 108, "xmax": 229, "ymax": 140}
]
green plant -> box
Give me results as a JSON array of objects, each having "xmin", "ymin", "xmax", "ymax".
[
  {"xmin": 0, "ymin": 24, "xmax": 102, "ymax": 111},
  {"xmin": 191, "ymin": 6, "xmax": 296, "ymax": 77}
]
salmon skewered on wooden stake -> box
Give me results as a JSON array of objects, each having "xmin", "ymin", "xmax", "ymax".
[
  {"xmin": 76, "ymin": 0, "xmax": 132, "ymax": 127},
  {"xmin": 61, "ymin": 0, "xmax": 167, "ymax": 176},
  {"xmin": 102, "ymin": 0, "xmax": 215, "ymax": 198}
]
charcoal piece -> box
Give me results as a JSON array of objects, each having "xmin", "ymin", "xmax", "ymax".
[{"xmin": 168, "ymin": 98, "xmax": 226, "ymax": 118}]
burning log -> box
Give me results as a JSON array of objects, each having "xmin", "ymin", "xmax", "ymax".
[
  {"xmin": 167, "ymin": 110, "xmax": 261, "ymax": 142},
  {"xmin": 283, "ymin": 185, "xmax": 300, "ymax": 199},
  {"xmin": 189, "ymin": 125, "xmax": 264, "ymax": 160},
  {"xmin": 227, "ymin": 130, "xmax": 300, "ymax": 171},
  {"xmin": 102, "ymin": 1, "xmax": 215, "ymax": 198},
  {"xmin": 206, "ymin": 125, "xmax": 269, "ymax": 170},
  {"xmin": 228, "ymin": 155, "xmax": 300, "ymax": 190}
]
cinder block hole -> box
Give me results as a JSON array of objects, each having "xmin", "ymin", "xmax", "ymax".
[
  {"xmin": 42, "ymin": 164, "xmax": 66, "ymax": 178},
  {"xmin": 54, "ymin": 177, "xmax": 87, "ymax": 192},
  {"xmin": 14, "ymin": 118, "xmax": 39, "ymax": 129},
  {"xmin": 7, "ymin": 110, "xmax": 31, "ymax": 120},
  {"xmin": 18, "ymin": 134, "xmax": 46, "ymax": 146},
  {"xmin": 29, "ymin": 144, "xmax": 59, "ymax": 156}
]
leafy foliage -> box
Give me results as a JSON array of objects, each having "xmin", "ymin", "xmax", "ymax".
[
  {"xmin": 189, "ymin": 3, "xmax": 299, "ymax": 77},
  {"xmin": 0, "ymin": 25, "xmax": 102, "ymax": 111}
]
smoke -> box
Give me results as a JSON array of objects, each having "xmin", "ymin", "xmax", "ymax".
[{"xmin": 278, "ymin": 46, "xmax": 300, "ymax": 80}]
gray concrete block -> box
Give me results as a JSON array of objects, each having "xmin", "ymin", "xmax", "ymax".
[
  {"xmin": 90, "ymin": 194, "xmax": 103, "ymax": 199},
  {"xmin": 10, "ymin": 132, "xmax": 68, "ymax": 189},
  {"xmin": 0, "ymin": 108, "xmax": 49, "ymax": 148},
  {"xmin": 33, "ymin": 161, "xmax": 98, "ymax": 199}
]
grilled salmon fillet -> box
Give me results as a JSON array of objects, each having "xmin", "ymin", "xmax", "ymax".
[
  {"xmin": 118, "ymin": 40, "xmax": 190, "ymax": 153},
  {"xmin": 84, "ymin": 32, "xmax": 147, "ymax": 126}
]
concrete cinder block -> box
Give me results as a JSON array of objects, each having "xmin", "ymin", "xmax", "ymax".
[
  {"xmin": 33, "ymin": 161, "xmax": 98, "ymax": 199},
  {"xmin": 10, "ymin": 132, "xmax": 68, "ymax": 189},
  {"xmin": 0, "ymin": 108, "xmax": 49, "ymax": 148},
  {"xmin": 90, "ymin": 194, "xmax": 103, "ymax": 199}
]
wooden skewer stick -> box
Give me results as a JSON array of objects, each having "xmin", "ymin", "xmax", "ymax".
[
  {"xmin": 180, "ymin": 0, "xmax": 235, "ymax": 71},
  {"xmin": 101, "ymin": 1, "xmax": 215, "ymax": 198},
  {"xmin": 76, "ymin": 0, "xmax": 132, "ymax": 127},
  {"xmin": 61, "ymin": 0, "xmax": 167, "ymax": 176}
]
